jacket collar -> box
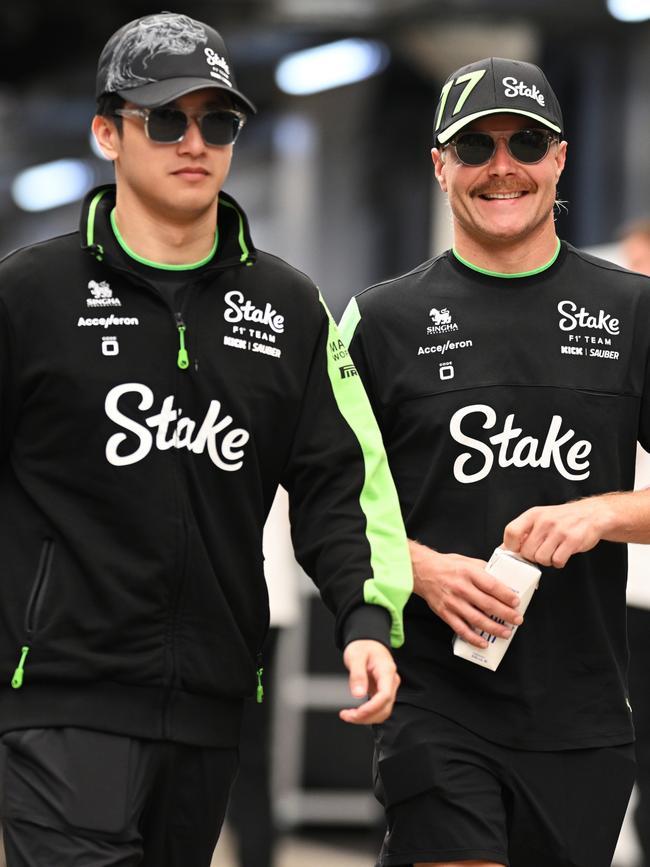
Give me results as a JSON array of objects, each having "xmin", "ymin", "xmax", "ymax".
[{"xmin": 79, "ymin": 184, "xmax": 257, "ymax": 272}]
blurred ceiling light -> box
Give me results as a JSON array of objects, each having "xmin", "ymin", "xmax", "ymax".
[
  {"xmin": 11, "ymin": 159, "xmax": 94, "ymax": 212},
  {"xmin": 606, "ymin": 0, "xmax": 650, "ymax": 20},
  {"xmin": 275, "ymin": 38, "xmax": 390, "ymax": 95}
]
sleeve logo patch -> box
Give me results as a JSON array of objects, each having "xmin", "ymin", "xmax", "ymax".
[{"xmin": 339, "ymin": 363, "xmax": 358, "ymax": 379}]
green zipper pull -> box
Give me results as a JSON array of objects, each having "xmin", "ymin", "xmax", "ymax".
[
  {"xmin": 256, "ymin": 666, "xmax": 264, "ymax": 704},
  {"xmin": 11, "ymin": 645, "xmax": 30, "ymax": 689},
  {"xmin": 176, "ymin": 318, "xmax": 189, "ymax": 370}
]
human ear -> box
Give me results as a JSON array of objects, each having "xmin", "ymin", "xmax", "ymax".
[
  {"xmin": 432, "ymin": 147, "xmax": 448, "ymax": 193},
  {"xmin": 91, "ymin": 115, "xmax": 120, "ymax": 162},
  {"xmin": 554, "ymin": 140, "xmax": 567, "ymax": 182}
]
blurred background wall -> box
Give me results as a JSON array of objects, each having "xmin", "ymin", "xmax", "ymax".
[{"xmin": 2, "ymin": 0, "xmax": 649, "ymax": 315}]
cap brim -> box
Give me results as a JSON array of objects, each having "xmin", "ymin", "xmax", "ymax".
[
  {"xmin": 437, "ymin": 108, "xmax": 561, "ymax": 144},
  {"xmin": 117, "ymin": 78, "xmax": 257, "ymax": 114}
]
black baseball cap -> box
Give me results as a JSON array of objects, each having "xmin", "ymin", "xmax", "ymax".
[
  {"xmin": 434, "ymin": 57, "xmax": 562, "ymax": 144},
  {"xmin": 96, "ymin": 11, "xmax": 256, "ymax": 114}
]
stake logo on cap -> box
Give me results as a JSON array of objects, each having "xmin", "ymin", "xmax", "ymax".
[
  {"xmin": 96, "ymin": 12, "xmax": 256, "ymax": 113},
  {"xmin": 434, "ymin": 57, "xmax": 562, "ymax": 144}
]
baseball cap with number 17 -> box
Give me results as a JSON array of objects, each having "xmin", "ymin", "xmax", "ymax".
[{"xmin": 433, "ymin": 57, "xmax": 563, "ymax": 145}]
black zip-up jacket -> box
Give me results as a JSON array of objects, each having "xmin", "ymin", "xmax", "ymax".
[{"xmin": 0, "ymin": 185, "xmax": 411, "ymax": 746}]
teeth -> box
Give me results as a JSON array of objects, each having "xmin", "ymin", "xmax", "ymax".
[{"xmin": 483, "ymin": 192, "xmax": 524, "ymax": 200}]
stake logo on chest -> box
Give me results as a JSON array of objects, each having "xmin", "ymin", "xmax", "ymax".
[{"xmin": 449, "ymin": 404, "xmax": 592, "ymax": 484}]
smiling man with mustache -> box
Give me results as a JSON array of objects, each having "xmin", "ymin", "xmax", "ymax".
[{"xmin": 341, "ymin": 55, "xmax": 650, "ymax": 867}]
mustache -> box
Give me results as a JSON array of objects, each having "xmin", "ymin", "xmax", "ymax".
[{"xmin": 471, "ymin": 181, "xmax": 536, "ymax": 197}]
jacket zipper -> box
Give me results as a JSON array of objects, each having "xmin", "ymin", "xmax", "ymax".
[
  {"xmin": 12, "ymin": 539, "xmax": 54, "ymax": 688},
  {"xmin": 175, "ymin": 313, "xmax": 190, "ymax": 370},
  {"xmin": 162, "ymin": 302, "xmax": 194, "ymax": 735},
  {"xmin": 256, "ymin": 652, "xmax": 264, "ymax": 703}
]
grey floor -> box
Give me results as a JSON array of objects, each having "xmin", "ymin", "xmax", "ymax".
[{"xmin": 212, "ymin": 826, "xmax": 376, "ymax": 866}]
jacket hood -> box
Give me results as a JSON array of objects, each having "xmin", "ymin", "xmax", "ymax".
[{"xmin": 79, "ymin": 184, "xmax": 257, "ymax": 272}]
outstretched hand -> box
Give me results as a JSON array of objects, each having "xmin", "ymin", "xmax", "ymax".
[{"xmin": 340, "ymin": 639, "xmax": 400, "ymax": 725}]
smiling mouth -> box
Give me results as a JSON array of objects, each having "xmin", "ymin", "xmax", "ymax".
[{"xmin": 479, "ymin": 191, "xmax": 528, "ymax": 200}]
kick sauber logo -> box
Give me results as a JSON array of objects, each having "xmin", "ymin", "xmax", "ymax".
[
  {"xmin": 222, "ymin": 290, "xmax": 285, "ymax": 359},
  {"xmin": 87, "ymin": 280, "xmax": 122, "ymax": 308},
  {"xmin": 557, "ymin": 299, "xmax": 621, "ymax": 360}
]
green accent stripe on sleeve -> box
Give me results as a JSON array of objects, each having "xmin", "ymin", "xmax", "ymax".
[
  {"xmin": 320, "ymin": 293, "xmax": 412, "ymax": 648},
  {"xmin": 338, "ymin": 297, "xmax": 361, "ymax": 346}
]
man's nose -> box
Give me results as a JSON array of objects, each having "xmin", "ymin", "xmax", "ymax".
[
  {"xmin": 178, "ymin": 117, "xmax": 206, "ymax": 152},
  {"xmin": 487, "ymin": 136, "xmax": 517, "ymax": 174}
]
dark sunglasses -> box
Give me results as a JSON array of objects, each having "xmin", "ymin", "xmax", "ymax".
[
  {"xmin": 113, "ymin": 106, "xmax": 247, "ymax": 146},
  {"xmin": 445, "ymin": 129, "xmax": 558, "ymax": 167}
]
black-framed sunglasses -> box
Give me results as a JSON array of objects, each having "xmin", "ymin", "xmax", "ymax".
[
  {"xmin": 445, "ymin": 129, "xmax": 558, "ymax": 167},
  {"xmin": 113, "ymin": 106, "xmax": 247, "ymax": 146}
]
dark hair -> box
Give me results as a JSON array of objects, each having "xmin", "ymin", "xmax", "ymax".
[{"xmin": 95, "ymin": 92, "xmax": 126, "ymax": 132}]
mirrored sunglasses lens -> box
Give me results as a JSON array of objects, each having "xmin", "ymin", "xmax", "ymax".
[
  {"xmin": 147, "ymin": 109, "xmax": 188, "ymax": 143},
  {"xmin": 454, "ymin": 133, "xmax": 495, "ymax": 166},
  {"xmin": 200, "ymin": 112, "xmax": 242, "ymax": 145},
  {"xmin": 508, "ymin": 130, "xmax": 549, "ymax": 163}
]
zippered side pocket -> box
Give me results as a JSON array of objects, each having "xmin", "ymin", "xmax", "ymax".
[
  {"xmin": 25, "ymin": 539, "xmax": 54, "ymax": 634},
  {"xmin": 12, "ymin": 539, "xmax": 55, "ymax": 689}
]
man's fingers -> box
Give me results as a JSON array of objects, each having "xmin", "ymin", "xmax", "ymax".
[
  {"xmin": 340, "ymin": 689, "xmax": 390, "ymax": 724},
  {"xmin": 447, "ymin": 604, "xmax": 517, "ymax": 646},
  {"xmin": 346, "ymin": 646, "xmax": 370, "ymax": 698},
  {"xmin": 431, "ymin": 567, "xmax": 522, "ymax": 640},
  {"xmin": 470, "ymin": 572, "xmax": 520, "ymax": 612},
  {"xmin": 503, "ymin": 512, "xmax": 534, "ymax": 552},
  {"xmin": 340, "ymin": 667, "xmax": 399, "ymax": 725},
  {"xmin": 462, "ymin": 584, "xmax": 522, "ymax": 625}
]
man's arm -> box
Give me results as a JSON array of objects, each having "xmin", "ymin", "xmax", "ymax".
[
  {"xmin": 503, "ymin": 488, "xmax": 650, "ymax": 567},
  {"xmin": 283, "ymin": 293, "xmax": 412, "ymax": 725}
]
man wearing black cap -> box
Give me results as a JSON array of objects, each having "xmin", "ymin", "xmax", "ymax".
[
  {"xmin": 341, "ymin": 56, "xmax": 650, "ymax": 867},
  {"xmin": 0, "ymin": 11, "xmax": 412, "ymax": 866}
]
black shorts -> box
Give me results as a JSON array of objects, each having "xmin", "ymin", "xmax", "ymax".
[
  {"xmin": 0, "ymin": 727, "xmax": 238, "ymax": 867},
  {"xmin": 373, "ymin": 703, "xmax": 635, "ymax": 867}
]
